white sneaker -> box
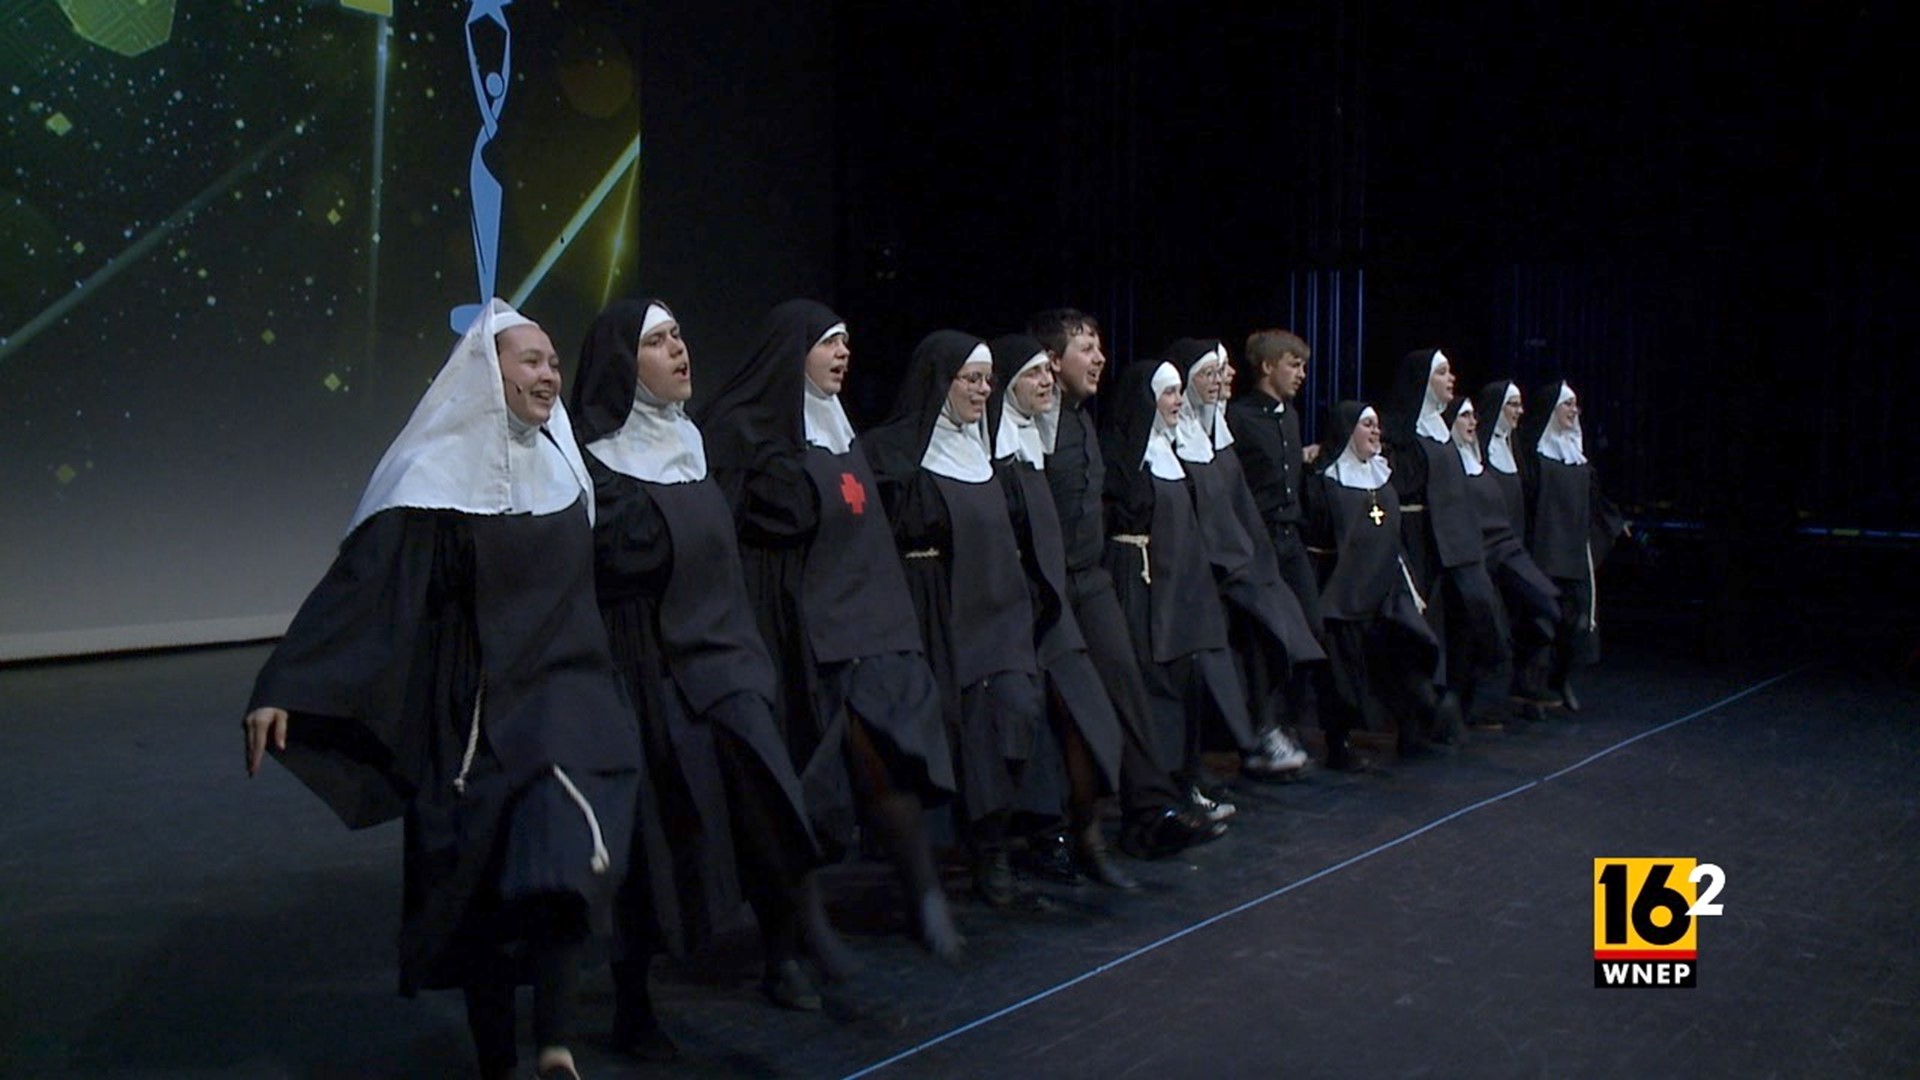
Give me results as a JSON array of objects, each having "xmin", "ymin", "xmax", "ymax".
[
  {"xmin": 1245, "ymin": 728, "xmax": 1309, "ymax": 775},
  {"xmin": 1186, "ymin": 784, "xmax": 1236, "ymax": 822}
]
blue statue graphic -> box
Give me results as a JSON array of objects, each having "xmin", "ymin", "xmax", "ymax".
[{"xmin": 450, "ymin": 0, "xmax": 513, "ymax": 333}]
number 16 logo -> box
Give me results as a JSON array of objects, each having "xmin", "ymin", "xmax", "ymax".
[{"xmin": 1592, "ymin": 858, "xmax": 1725, "ymax": 988}]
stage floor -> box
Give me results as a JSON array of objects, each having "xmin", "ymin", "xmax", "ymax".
[{"xmin": 3, "ymin": 642, "xmax": 1915, "ymax": 1078}]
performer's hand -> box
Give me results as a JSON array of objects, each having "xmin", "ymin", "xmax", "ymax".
[
  {"xmin": 245, "ymin": 707, "xmax": 288, "ymax": 777},
  {"xmin": 1302, "ymin": 444, "xmax": 1322, "ymax": 465}
]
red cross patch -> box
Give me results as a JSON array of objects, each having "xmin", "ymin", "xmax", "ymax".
[{"xmin": 839, "ymin": 472, "xmax": 867, "ymax": 515}]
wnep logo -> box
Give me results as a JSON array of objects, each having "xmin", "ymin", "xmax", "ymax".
[{"xmin": 1591, "ymin": 858, "xmax": 1725, "ymax": 988}]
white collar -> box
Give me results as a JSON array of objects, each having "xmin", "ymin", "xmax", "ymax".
[
  {"xmin": 1536, "ymin": 383, "xmax": 1586, "ymax": 465},
  {"xmin": 1452, "ymin": 400, "xmax": 1484, "ymax": 476},
  {"xmin": 1174, "ymin": 399, "xmax": 1216, "ymax": 464},
  {"xmin": 1487, "ymin": 383, "xmax": 1521, "ymax": 474},
  {"xmin": 994, "ymin": 351, "xmax": 1051, "ymax": 468},
  {"xmin": 1167, "ymin": 357, "xmax": 1213, "ymax": 457},
  {"xmin": 1330, "ymin": 406, "xmax": 1391, "ymax": 490},
  {"xmin": 1415, "ymin": 350, "xmax": 1451, "ymax": 442},
  {"xmin": 587, "ymin": 380, "xmax": 708, "ymax": 484},
  {"xmin": 1330, "ymin": 448, "xmax": 1391, "ymax": 490},
  {"xmin": 1144, "ymin": 420, "xmax": 1186, "ymax": 480},
  {"xmin": 350, "ymin": 299, "xmax": 591, "ymax": 533},
  {"xmin": 1178, "ymin": 347, "xmax": 1230, "ymax": 460},
  {"xmin": 803, "ymin": 376, "xmax": 856, "ymax": 453},
  {"xmin": 923, "ymin": 402, "xmax": 994, "ymax": 482},
  {"xmin": 1146, "ymin": 362, "xmax": 1189, "ymax": 478}
]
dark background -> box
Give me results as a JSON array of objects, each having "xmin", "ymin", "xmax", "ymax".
[
  {"xmin": 812, "ymin": 0, "xmax": 1918, "ymax": 661},
  {"xmin": 3, "ymin": 0, "xmax": 1913, "ymax": 661}
]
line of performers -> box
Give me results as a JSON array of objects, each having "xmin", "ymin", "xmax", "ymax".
[{"xmin": 240, "ymin": 299, "xmax": 1625, "ymax": 1078}]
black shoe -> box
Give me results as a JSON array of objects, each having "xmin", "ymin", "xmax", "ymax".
[
  {"xmin": 1398, "ymin": 737, "xmax": 1443, "ymax": 759},
  {"xmin": 763, "ymin": 957, "xmax": 823, "ymax": 1012},
  {"xmin": 1073, "ymin": 821, "xmax": 1140, "ymax": 891},
  {"xmin": 1011, "ymin": 832, "xmax": 1087, "ymax": 886},
  {"xmin": 1119, "ymin": 807, "xmax": 1227, "ymax": 860},
  {"xmin": 611, "ymin": 1007, "xmax": 679, "ymax": 1064},
  {"xmin": 973, "ymin": 847, "xmax": 1016, "ymax": 906},
  {"xmin": 1324, "ymin": 741, "xmax": 1376, "ymax": 773}
]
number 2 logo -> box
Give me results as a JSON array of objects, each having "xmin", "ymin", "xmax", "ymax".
[{"xmin": 1593, "ymin": 859, "xmax": 1725, "ymax": 953}]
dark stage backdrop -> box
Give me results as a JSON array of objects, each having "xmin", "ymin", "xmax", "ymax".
[{"xmin": 0, "ymin": 0, "xmax": 834, "ymax": 660}]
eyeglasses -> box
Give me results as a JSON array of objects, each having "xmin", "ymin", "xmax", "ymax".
[{"xmin": 953, "ymin": 371, "xmax": 993, "ymax": 388}]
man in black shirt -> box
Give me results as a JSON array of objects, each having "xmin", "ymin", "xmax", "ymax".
[
  {"xmin": 1031, "ymin": 307, "xmax": 1225, "ymax": 864},
  {"xmin": 1227, "ymin": 329, "xmax": 1323, "ymax": 633},
  {"xmin": 1228, "ymin": 329, "xmax": 1343, "ymax": 763}
]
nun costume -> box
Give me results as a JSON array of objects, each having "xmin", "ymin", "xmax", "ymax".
[
  {"xmin": 1384, "ymin": 348, "xmax": 1510, "ymax": 733},
  {"xmin": 1031, "ymin": 312, "xmax": 1223, "ymax": 862},
  {"xmin": 243, "ymin": 300, "xmax": 641, "ymax": 1080},
  {"xmin": 698, "ymin": 300, "xmax": 963, "ymax": 960},
  {"xmin": 1518, "ymin": 380, "xmax": 1627, "ymax": 711},
  {"xmin": 571, "ymin": 299, "xmax": 843, "ymax": 1030},
  {"xmin": 983, "ymin": 333, "xmax": 1134, "ymax": 889},
  {"xmin": 1168, "ymin": 338, "xmax": 1323, "ymax": 783},
  {"xmin": 1098, "ymin": 360, "xmax": 1255, "ymax": 803},
  {"xmin": 1467, "ymin": 381, "xmax": 1561, "ymax": 712},
  {"xmin": 1303, "ymin": 401, "xmax": 1444, "ymax": 766},
  {"xmin": 867, "ymin": 330, "xmax": 1046, "ymax": 907}
]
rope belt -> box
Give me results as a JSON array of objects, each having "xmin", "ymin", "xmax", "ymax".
[
  {"xmin": 1111, "ymin": 534, "xmax": 1151, "ymax": 584},
  {"xmin": 454, "ymin": 677, "xmax": 486, "ymax": 795},
  {"xmin": 904, "ymin": 547, "xmax": 943, "ymax": 559},
  {"xmin": 453, "ymin": 675, "xmax": 609, "ymax": 876},
  {"xmin": 549, "ymin": 765, "xmax": 611, "ymax": 875},
  {"xmin": 1585, "ymin": 540, "xmax": 1599, "ymax": 629},
  {"xmin": 1398, "ymin": 555, "xmax": 1429, "ymax": 615},
  {"xmin": 1400, "ymin": 503, "xmax": 1427, "ymax": 512}
]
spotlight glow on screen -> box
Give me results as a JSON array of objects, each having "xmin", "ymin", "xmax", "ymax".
[{"xmin": 1, "ymin": 0, "xmax": 641, "ymax": 659}]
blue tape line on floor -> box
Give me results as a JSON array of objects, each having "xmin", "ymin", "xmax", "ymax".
[{"xmin": 840, "ymin": 665, "xmax": 1812, "ymax": 1080}]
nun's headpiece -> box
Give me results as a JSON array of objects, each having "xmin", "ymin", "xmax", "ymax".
[
  {"xmin": 571, "ymin": 298, "xmax": 707, "ymax": 484},
  {"xmin": 698, "ymin": 299, "xmax": 847, "ymax": 467},
  {"xmin": 348, "ymin": 298, "xmax": 592, "ymax": 533},
  {"xmin": 987, "ymin": 333, "xmax": 1055, "ymax": 467}
]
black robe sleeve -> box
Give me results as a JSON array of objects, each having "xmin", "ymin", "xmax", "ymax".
[
  {"xmin": 249, "ymin": 509, "xmax": 476, "ymax": 829},
  {"xmin": 588, "ymin": 459, "xmax": 672, "ymax": 605},
  {"xmin": 1588, "ymin": 464, "xmax": 1629, "ymax": 566},
  {"xmin": 717, "ymin": 443, "xmax": 820, "ymax": 547},
  {"xmin": 1303, "ymin": 470, "xmax": 1339, "ymax": 588}
]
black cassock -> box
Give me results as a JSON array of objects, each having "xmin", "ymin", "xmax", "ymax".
[
  {"xmin": 1469, "ymin": 465, "xmax": 1560, "ymax": 656},
  {"xmin": 251, "ymin": 499, "xmax": 641, "ymax": 994},
  {"xmin": 1185, "ymin": 446, "xmax": 1327, "ymax": 708},
  {"xmin": 719, "ymin": 440, "xmax": 955, "ymax": 848},
  {"xmin": 1000, "ymin": 459, "xmax": 1123, "ymax": 794},
  {"xmin": 587, "ymin": 460, "xmax": 817, "ymax": 957},
  {"xmin": 1307, "ymin": 475, "xmax": 1440, "ymax": 744},
  {"xmin": 880, "ymin": 466, "xmax": 1044, "ymax": 824},
  {"xmin": 1392, "ymin": 432, "xmax": 1511, "ymax": 710},
  {"xmin": 1526, "ymin": 455, "xmax": 1625, "ymax": 669},
  {"xmin": 1103, "ymin": 469, "xmax": 1256, "ymax": 773}
]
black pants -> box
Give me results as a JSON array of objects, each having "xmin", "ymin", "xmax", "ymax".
[
  {"xmin": 1270, "ymin": 525, "xmax": 1325, "ymax": 638},
  {"xmin": 1437, "ymin": 560, "xmax": 1512, "ymax": 720},
  {"xmin": 1068, "ymin": 567, "xmax": 1182, "ymax": 815}
]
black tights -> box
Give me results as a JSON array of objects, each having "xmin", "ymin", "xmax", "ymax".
[{"xmin": 463, "ymin": 896, "xmax": 585, "ymax": 1077}]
